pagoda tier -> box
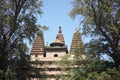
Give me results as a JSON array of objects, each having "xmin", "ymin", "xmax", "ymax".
[
  {"xmin": 70, "ymin": 29, "xmax": 82, "ymax": 53},
  {"xmin": 30, "ymin": 33, "xmax": 45, "ymax": 55}
]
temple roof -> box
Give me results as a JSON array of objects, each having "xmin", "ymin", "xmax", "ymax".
[{"xmin": 45, "ymin": 46, "xmax": 68, "ymax": 53}]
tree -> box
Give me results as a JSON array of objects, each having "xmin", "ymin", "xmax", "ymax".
[
  {"xmin": 68, "ymin": 0, "xmax": 120, "ymax": 79},
  {"xmin": 14, "ymin": 43, "xmax": 31, "ymax": 80},
  {"xmin": 70, "ymin": 0, "xmax": 120, "ymax": 68},
  {"xmin": 0, "ymin": 0, "xmax": 45, "ymax": 79}
]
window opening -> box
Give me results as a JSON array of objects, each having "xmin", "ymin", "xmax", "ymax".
[
  {"xmin": 54, "ymin": 54, "xmax": 58, "ymax": 57},
  {"xmin": 35, "ymin": 55, "xmax": 38, "ymax": 57}
]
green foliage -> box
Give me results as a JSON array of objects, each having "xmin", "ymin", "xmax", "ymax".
[
  {"xmin": 67, "ymin": 58, "xmax": 120, "ymax": 80},
  {"xmin": 70, "ymin": 0, "xmax": 120, "ymax": 68},
  {"xmin": 0, "ymin": 0, "xmax": 45, "ymax": 79},
  {"xmin": 86, "ymin": 67, "xmax": 120, "ymax": 80}
]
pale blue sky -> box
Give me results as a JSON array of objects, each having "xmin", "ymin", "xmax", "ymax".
[{"xmin": 37, "ymin": 0, "xmax": 85, "ymax": 51}]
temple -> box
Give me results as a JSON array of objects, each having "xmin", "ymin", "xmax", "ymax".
[{"xmin": 30, "ymin": 27, "xmax": 84, "ymax": 80}]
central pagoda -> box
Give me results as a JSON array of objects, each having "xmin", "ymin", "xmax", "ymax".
[{"xmin": 45, "ymin": 26, "xmax": 68, "ymax": 58}]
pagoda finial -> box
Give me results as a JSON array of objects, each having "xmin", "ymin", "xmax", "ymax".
[
  {"xmin": 74, "ymin": 27, "xmax": 80, "ymax": 33},
  {"xmin": 58, "ymin": 26, "xmax": 62, "ymax": 33}
]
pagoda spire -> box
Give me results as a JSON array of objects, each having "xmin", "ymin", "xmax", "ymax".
[
  {"xmin": 70, "ymin": 28, "xmax": 82, "ymax": 53},
  {"xmin": 30, "ymin": 32, "xmax": 45, "ymax": 59},
  {"xmin": 58, "ymin": 26, "xmax": 62, "ymax": 33},
  {"xmin": 55, "ymin": 26, "xmax": 65, "ymax": 44}
]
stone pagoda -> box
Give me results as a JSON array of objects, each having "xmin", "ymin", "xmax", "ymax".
[{"xmin": 70, "ymin": 28, "xmax": 83, "ymax": 53}]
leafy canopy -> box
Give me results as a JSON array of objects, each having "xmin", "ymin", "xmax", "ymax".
[
  {"xmin": 0, "ymin": 0, "xmax": 46, "ymax": 79},
  {"xmin": 70, "ymin": 0, "xmax": 120, "ymax": 68}
]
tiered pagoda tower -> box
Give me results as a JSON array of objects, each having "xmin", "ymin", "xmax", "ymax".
[
  {"xmin": 45, "ymin": 26, "xmax": 68, "ymax": 58},
  {"xmin": 70, "ymin": 28, "xmax": 86, "ymax": 60},
  {"xmin": 30, "ymin": 33, "xmax": 45, "ymax": 61},
  {"xmin": 70, "ymin": 29, "xmax": 83, "ymax": 53}
]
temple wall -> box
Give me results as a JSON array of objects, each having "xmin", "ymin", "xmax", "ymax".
[
  {"xmin": 30, "ymin": 51, "xmax": 66, "ymax": 61},
  {"xmin": 46, "ymin": 51, "xmax": 66, "ymax": 58}
]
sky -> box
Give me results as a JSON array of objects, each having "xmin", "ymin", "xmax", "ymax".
[
  {"xmin": 37, "ymin": 0, "xmax": 85, "ymax": 51},
  {"xmin": 35, "ymin": 0, "xmax": 109, "ymax": 60}
]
